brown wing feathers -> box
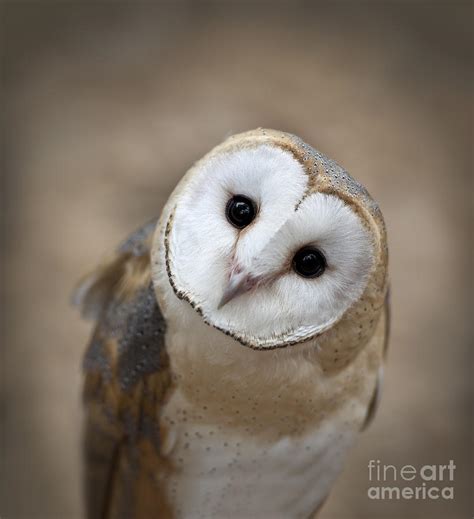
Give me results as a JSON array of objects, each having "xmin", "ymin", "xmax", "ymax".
[
  {"xmin": 360, "ymin": 288, "xmax": 390, "ymax": 432},
  {"xmin": 76, "ymin": 220, "xmax": 173, "ymax": 519}
]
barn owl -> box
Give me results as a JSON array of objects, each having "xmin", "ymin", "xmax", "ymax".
[{"xmin": 75, "ymin": 128, "xmax": 389, "ymax": 519}]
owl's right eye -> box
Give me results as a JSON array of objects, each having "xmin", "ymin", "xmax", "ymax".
[{"xmin": 226, "ymin": 195, "xmax": 256, "ymax": 229}]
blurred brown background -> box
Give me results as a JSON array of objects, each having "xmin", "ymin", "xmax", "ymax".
[{"xmin": 1, "ymin": 1, "xmax": 472, "ymax": 518}]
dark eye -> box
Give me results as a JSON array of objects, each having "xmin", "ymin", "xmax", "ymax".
[
  {"xmin": 226, "ymin": 195, "xmax": 256, "ymax": 229},
  {"xmin": 292, "ymin": 247, "xmax": 326, "ymax": 278}
]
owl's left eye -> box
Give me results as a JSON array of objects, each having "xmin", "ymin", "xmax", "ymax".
[
  {"xmin": 226, "ymin": 195, "xmax": 256, "ymax": 229},
  {"xmin": 292, "ymin": 247, "xmax": 326, "ymax": 278}
]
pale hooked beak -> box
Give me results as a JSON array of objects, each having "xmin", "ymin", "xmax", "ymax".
[{"xmin": 217, "ymin": 269, "xmax": 260, "ymax": 309}]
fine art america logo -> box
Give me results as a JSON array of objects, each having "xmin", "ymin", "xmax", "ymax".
[{"xmin": 367, "ymin": 459, "xmax": 456, "ymax": 500}]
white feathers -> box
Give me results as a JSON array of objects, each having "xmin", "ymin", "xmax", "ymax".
[
  {"xmin": 164, "ymin": 144, "xmax": 374, "ymax": 349},
  {"xmin": 161, "ymin": 388, "xmax": 356, "ymax": 519},
  {"xmin": 168, "ymin": 144, "xmax": 307, "ymax": 306}
]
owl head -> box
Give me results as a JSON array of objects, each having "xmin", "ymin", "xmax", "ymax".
[{"xmin": 152, "ymin": 129, "xmax": 388, "ymax": 353}]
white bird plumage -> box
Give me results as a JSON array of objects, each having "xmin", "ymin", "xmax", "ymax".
[
  {"xmin": 78, "ymin": 128, "xmax": 389, "ymax": 519},
  {"xmin": 158, "ymin": 143, "xmax": 375, "ymax": 349}
]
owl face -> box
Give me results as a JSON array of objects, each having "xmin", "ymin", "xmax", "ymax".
[{"xmin": 158, "ymin": 131, "xmax": 385, "ymax": 350}]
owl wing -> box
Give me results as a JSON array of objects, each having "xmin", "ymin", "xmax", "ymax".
[
  {"xmin": 74, "ymin": 219, "xmax": 174, "ymax": 519},
  {"xmin": 361, "ymin": 287, "xmax": 391, "ymax": 431}
]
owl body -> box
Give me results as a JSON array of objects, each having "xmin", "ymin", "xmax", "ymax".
[
  {"xmin": 77, "ymin": 129, "xmax": 389, "ymax": 519},
  {"xmin": 156, "ymin": 305, "xmax": 386, "ymax": 519}
]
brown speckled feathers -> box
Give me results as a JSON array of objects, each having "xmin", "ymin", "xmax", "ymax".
[{"xmin": 76, "ymin": 220, "xmax": 173, "ymax": 519}]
